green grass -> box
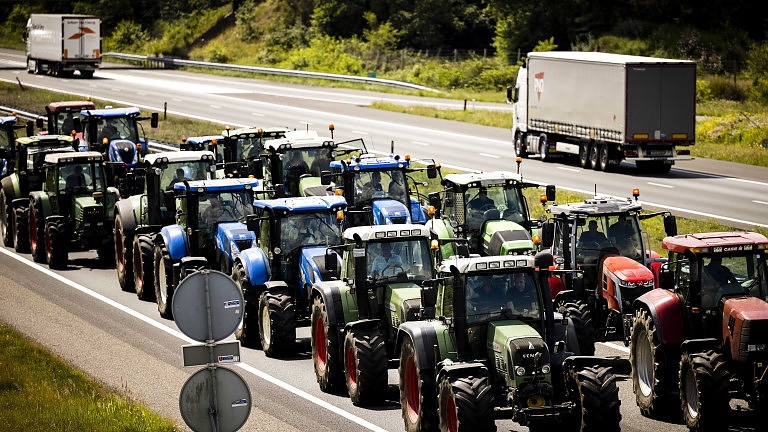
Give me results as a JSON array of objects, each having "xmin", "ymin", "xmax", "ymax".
[{"xmin": 0, "ymin": 324, "xmax": 178, "ymax": 432}]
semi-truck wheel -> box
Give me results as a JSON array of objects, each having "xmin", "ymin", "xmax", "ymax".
[
  {"xmin": 344, "ymin": 327, "xmax": 387, "ymax": 407},
  {"xmin": 437, "ymin": 373, "xmax": 494, "ymax": 432},
  {"xmin": 0, "ymin": 190, "xmax": 12, "ymax": 247},
  {"xmin": 538, "ymin": 134, "xmax": 550, "ymax": 162},
  {"xmin": 568, "ymin": 366, "xmax": 621, "ymax": 432},
  {"xmin": 589, "ymin": 145, "xmax": 601, "ymax": 170},
  {"xmin": 579, "ymin": 144, "xmax": 591, "ymax": 169},
  {"xmin": 630, "ymin": 309, "xmax": 678, "ymax": 419},
  {"xmin": 29, "ymin": 198, "xmax": 47, "ymax": 263},
  {"xmin": 233, "ymin": 261, "xmax": 261, "ymax": 348},
  {"xmin": 133, "ymin": 234, "xmax": 156, "ymax": 301},
  {"xmin": 13, "ymin": 206, "xmax": 29, "ymax": 253},
  {"xmin": 597, "ymin": 145, "xmax": 610, "ymax": 171},
  {"xmin": 399, "ymin": 337, "xmax": 438, "ymax": 432},
  {"xmin": 311, "ymin": 295, "xmax": 344, "ymax": 392},
  {"xmin": 258, "ymin": 289, "xmax": 296, "ymax": 358},
  {"xmin": 114, "ymin": 214, "xmax": 134, "ymax": 291},
  {"xmin": 153, "ymin": 241, "xmax": 174, "ymax": 319},
  {"xmin": 679, "ymin": 350, "xmax": 729, "ymax": 432},
  {"xmin": 45, "ymin": 220, "xmax": 68, "ymax": 270},
  {"xmin": 514, "ymin": 133, "xmax": 527, "ymax": 158}
]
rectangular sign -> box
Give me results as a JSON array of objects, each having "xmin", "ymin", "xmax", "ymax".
[{"xmin": 181, "ymin": 340, "xmax": 241, "ymax": 367}]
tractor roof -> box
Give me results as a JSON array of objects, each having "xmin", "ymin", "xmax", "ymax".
[
  {"xmin": 16, "ymin": 135, "xmax": 74, "ymax": 146},
  {"xmin": 330, "ymin": 153, "xmax": 409, "ymax": 171},
  {"xmin": 46, "ymin": 101, "xmax": 96, "ymax": 113},
  {"xmin": 443, "ymin": 171, "xmax": 523, "ymax": 188},
  {"xmin": 223, "ymin": 126, "xmax": 291, "ymax": 139},
  {"xmin": 343, "ymin": 224, "xmax": 431, "ymax": 243},
  {"xmin": 44, "ymin": 151, "xmax": 103, "ymax": 164},
  {"xmin": 28, "ymin": 144, "xmax": 75, "ymax": 155},
  {"xmin": 662, "ymin": 231, "xmax": 768, "ymax": 254},
  {"xmin": 264, "ymin": 130, "xmax": 336, "ymax": 151},
  {"xmin": 144, "ymin": 150, "xmax": 215, "ymax": 166},
  {"xmin": 184, "ymin": 135, "xmax": 224, "ymax": 145},
  {"xmin": 438, "ymin": 254, "xmax": 536, "ymax": 274},
  {"xmin": 253, "ymin": 195, "xmax": 347, "ymax": 212},
  {"xmin": 547, "ymin": 195, "xmax": 642, "ymax": 218},
  {"xmin": 0, "ymin": 116, "xmax": 17, "ymax": 126},
  {"xmin": 174, "ymin": 177, "xmax": 260, "ymax": 192},
  {"xmin": 80, "ymin": 107, "xmax": 141, "ymax": 118}
]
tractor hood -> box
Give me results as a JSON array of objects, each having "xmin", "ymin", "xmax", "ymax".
[
  {"xmin": 215, "ymin": 222, "xmax": 256, "ymax": 260},
  {"xmin": 384, "ymin": 283, "xmax": 422, "ymax": 328},
  {"xmin": 301, "ymin": 246, "xmax": 340, "ymax": 287},
  {"xmin": 602, "ymin": 255, "xmax": 654, "ymax": 284},
  {"xmin": 108, "ymin": 139, "xmax": 139, "ymax": 166},
  {"xmin": 371, "ymin": 198, "xmax": 411, "ymax": 225},
  {"xmin": 482, "ymin": 220, "xmax": 534, "ymax": 255},
  {"xmin": 488, "ymin": 320, "xmax": 551, "ymax": 386},
  {"xmin": 722, "ymin": 296, "xmax": 768, "ymax": 362}
]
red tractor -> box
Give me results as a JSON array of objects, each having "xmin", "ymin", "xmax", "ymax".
[{"xmin": 630, "ymin": 231, "xmax": 768, "ymax": 431}]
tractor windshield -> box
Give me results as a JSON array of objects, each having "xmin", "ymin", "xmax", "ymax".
[
  {"xmin": 98, "ymin": 117, "xmax": 138, "ymax": 143},
  {"xmin": 465, "ymin": 272, "xmax": 540, "ymax": 324},
  {"xmin": 58, "ymin": 162, "xmax": 105, "ymax": 194},
  {"xmin": 366, "ymin": 238, "xmax": 433, "ymax": 281},
  {"xmin": 354, "ymin": 170, "xmax": 408, "ymax": 207},
  {"xmin": 279, "ymin": 212, "xmax": 342, "ymax": 252},
  {"xmin": 163, "ymin": 161, "xmax": 212, "ymax": 190},
  {"xmin": 700, "ymin": 253, "xmax": 768, "ymax": 307},
  {"xmin": 199, "ymin": 191, "xmax": 254, "ymax": 230},
  {"xmin": 464, "ymin": 184, "xmax": 526, "ymax": 226}
]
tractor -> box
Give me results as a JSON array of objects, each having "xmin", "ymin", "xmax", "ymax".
[
  {"xmin": 77, "ymin": 106, "xmax": 158, "ymax": 167},
  {"xmin": 152, "ymin": 178, "xmax": 259, "ymax": 319},
  {"xmin": 539, "ymin": 189, "xmax": 676, "ymax": 354},
  {"xmin": 218, "ymin": 125, "xmax": 291, "ymax": 177},
  {"xmin": 426, "ymin": 170, "xmax": 554, "ymax": 258},
  {"xmin": 41, "ymin": 100, "xmax": 96, "ymax": 137},
  {"xmin": 310, "ymin": 224, "xmax": 436, "ymax": 406},
  {"xmin": 232, "ymin": 195, "xmax": 347, "ymax": 357},
  {"xmin": 28, "ymin": 151, "xmax": 116, "ymax": 269},
  {"xmin": 113, "ymin": 150, "xmax": 217, "ymax": 298},
  {"xmin": 1, "ymin": 115, "xmax": 34, "ymax": 177},
  {"xmin": 396, "ymin": 252, "xmax": 624, "ymax": 432},
  {"xmin": 321, "ymin": 151, "xmax": 440, "ymax": 227},
  {"xmin": 630, "ymin": 231, "xmax": 768, "ymax": 431},
  {"xmin": 1, "ymin": 134, "xmax": 75, "ymax": 252}
]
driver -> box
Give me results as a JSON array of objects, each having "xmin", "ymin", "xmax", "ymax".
[
  {"xmin": 469, "ymin": 187, "xmax": 495, "ymax": 212},
  {"xmin": 579, "ymin": 220, "xmax": 607, "ymax": 245},
  {"xmin": 508, "ymin": 273, "xmax": 538, "ymax": 315},
  {"xmin": 363, "ymin": 172, "xmax": 384, "ymax": 198},
  {"xmin": 201, "ymin": 195, "xmax": 225, "ymax": 225},
  {"xmin": 371, "ymin": 242, "xmax": 404, "ymax": 277}
]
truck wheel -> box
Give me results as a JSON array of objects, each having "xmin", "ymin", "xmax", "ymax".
[
  {"xmin": 399, "ymin": 337, "xmax": 438, "ymax": 432},
  {"xmin": 26, "ymin": 57, "xmax": 33, "ymax": 74},
  {"xmin": 233, "ymin": 261, "xmax": 261, "ymax": 349},
  {"xmin": 13, "ymin": 206, "xmax": 29, "ymax": 253},
  {"xmin": 597, "ymin": 145, "xmax": 610, "ymax": 171},
  {"xmin": 29, "ymin": 198, "xmax": 47, "ymax": 263},
  {"xmin": 538, "ymin": 134, "xmax": 550, "ymax": 162},
  {"xmin": 80, "ymin": 70, "xmax": 94, "ymax": 79},
  {"xmin": 589, "ymin": 145, "xmax": 601, "ymax": 171},
  {"xmin": 259, "ymin": 289, "xmax": 296, "ymax": 358},
  {"xmin": 0, "ymin": 190, "xmax": 12, "ymax": 247},
  {"xmin": 133, "ymin": 234, "xmax": 156, "ymax": 301},
  {"xmin": 558, "ymin": 300, "xmax": 596, "ymax": 356},
  {"xmin": 114, "ymin": 214, "xmax": 134, "ymax": 291},
  {"xmin": 344, "ymin": 327, "xmax": 387, "ymax": 407},
  {"xmin": 311, "ymin": 295, "xmax": 344, "ymax": 392},
  {"xmin": 630, "ymin": 309, "xmax": 678, "ymax": 419},
  {"xmin": 679, "ymin": 351, "xmax": 729, "ymax": 432},
  {"xmin": 437, "ymin": 373, "xmax": 494, "ymax": 432},
  {"xmin": 514, "ymin": 133, "xmax": 527, "ymax": 158},
  {"xmin": 579, "ymin": 144, "xmax": 591, "ymax": 169},
  {"xmin": 568, "ymin": 366, "xmax": 621, "ymax": 432},
  {"xmin": 97, "ymin": 238, "xmax": 115, "ymax": 266},
  {"xmin": 45, "ymin": 220, "xmax": 68, "ymax": 270},
  {"xmin": 154, "ymin": 241, "xmax": 174, "ymax": 319}
]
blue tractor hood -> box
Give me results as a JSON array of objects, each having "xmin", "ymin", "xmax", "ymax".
[
  {"xmin": 371, "ymin": 198, "xmax": 411, "ymax": 225},
  {"xmin": 108, "ymin": 139, "xmax": 139, "ymax": 166}
]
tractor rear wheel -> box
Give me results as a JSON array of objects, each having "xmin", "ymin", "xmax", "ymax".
[
  {"xmin": 679, "ymin": 350, "xmax": 730, "ymax": 432},
  {"xmin": 311, "ymin": 295, "xmax": 344, "ymax": 392},
  {"xmin": 399, "ymin": 337, "xmax": 438, "ymax": 432},
  {"xmin": 29, "ymin": 198, "xmax": 47, "ymax": 263},
  {"xmin": 153, "ymin": 241, "xmax": 174, "ymax": 319},
  {"xmin": 437, "ymin": 373, "xmax": 494, "ymax": 432},
  {"xmin": 344, "ymin": 327, "xmax": 387, "ymax": 407},
  {"xmin": 259, "ymin": 289, "xmax": 296, "ymax": 358},
  {"xmin": 13, "ymin": 206, "xmax": 29, "ymax": 253},
  {"xmin": 558, "ymin": 300, "xmax": 596, "ymax": 356},
  {"xmin": 114, "ymin": 214, "xmax": 134, "ymax": 291},
  {"xmin": 567, "ymin": 366, "xmax": 621, "ymax": 432},
  {"xmin": 45, "ymin": 220, "xmax": 68, "ymax": 270},
  {"xmin": 233, "ymin": 261, "xmax": 261, "ymax": 348},
  {"xmin": 1, "ymin": 189, "xmax": 12, "ymax": 247},
  {"xmin": 133, "ymin": 234, "xmax": 156, "ymax": 301},
  {"xmin": 630, "ymin": 309, "xmax": 678, "ymax": 419}
]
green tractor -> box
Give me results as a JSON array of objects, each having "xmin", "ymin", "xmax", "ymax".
[
  {"xmin": 28, "ymin": 151, "xmax": 116, "ymax": 269},
  {"xmin": 396, "ymin": 252, "xmax": 624, "ymax": 432},
  {"xmin": 310, "ymin": 224, "xmax": 436, "ymax": 406},
  {"xmin": 427, "ymin": 170, "xmax": 554, "ymax": 258}
]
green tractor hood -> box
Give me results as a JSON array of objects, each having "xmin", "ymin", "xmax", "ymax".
[{"xmin": 488, "ymin": 320, "xmax": 552, "ymax": 387}]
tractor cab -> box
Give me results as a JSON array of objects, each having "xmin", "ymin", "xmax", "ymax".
[
  {"xmin": 43, "ymin": 100, "xmax": 95, "ymax": 137},
  {"xmin": 79, "ymin": 107, "xmax": 158, "ymax": 166}
]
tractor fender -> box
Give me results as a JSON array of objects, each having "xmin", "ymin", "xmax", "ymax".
[
  {"xmin": 410, "ymin": 198, "xmax": 426, "ymax": 224},
  {"xmin": 344, "ymin": 318, "xmax": 381, "ymax": 335},
  {"xmin": 29, "ymin": 191, "xmax": 52, "ymax": 217},
  {"xmin": 553, "ymin": 288, "xmax": 576, "ymax": 305},
  {"xmin": 436, "ymin": 361, "xmax": 488, "ymax": 384},
  {"xmin": 159, "ymin": 225, "xmax": 188, "ymax": 261},
  {"xmin": 264, "ymin": 280, "xmax": 289, "ymax": 293},
  {"xmin": 1, "ymin": 176, "xmax": 17, "ymax": 203},
  {"xmin": 237, "ymin": 247, "xmax": 270, "ymax": 286},
  {"xmin": 115, "ymin": 199, "xmax": 137, "ymax": 232},
  {"xmin": 299, "ymin": 246, "xmax": 340, "ymax": 289},
  {"xmin": 633, "ymin": 289, "xmax": 685, "ymax": 345},
  {"xmin": 680, "ymin": 338, "xmax": 719, "ymax": 355},
  {"xmin": 395, "ymin": 321, "xmax": 440, "ymax": 372},
  {"xmin": 371, "ymin": 199, "xmax": 411, "ymax": 225},
  {"xmin": 311, "ymin": 281, "xmax": 346, "ymax": 327}
]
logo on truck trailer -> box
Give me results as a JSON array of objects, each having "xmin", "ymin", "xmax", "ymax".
[
  {"xmin": 534, "ymin": 72, "xmax": 544, "ymax": 102},
  {"xmin": 68, "ymin": 26, "xmax": 96, "ymax": 40}
]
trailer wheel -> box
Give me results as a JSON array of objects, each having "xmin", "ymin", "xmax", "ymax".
[
  {"xmin": 679, "ymin": 350, "xmax": 729, "ymax": 432},
  {"xmin": 567, "ymin": 366, "xmax": 622, "ymax": 432},
  {"xmin": 26, "ymin": 57, "xmax": 33, "ymax": 74},
  {"xmin": 344, "ymin": 327, "xmax": 387, "ymax": 407},
  {"xmin": 233, "ymin": 260, "xmax": 261, "ymax": 348},
  {"xmin": 114, "ymin": 214, "xmax": 134, "ymax": 291},
  {"xmin": 579, "ymin": 144, "xmax": 591, "ymax": 169},
  {"xmin": 597, "ymin": 145, "xmax": 610, "ymax": 171},
  {"xmin": 133, "ymin": 234, "xmax": 156, "ymax": 301},
  {"xmin": 399, "ymin": 337, "xmax": 438, "ymax": 432},
  {"xmin": 29, "ymin": 197, "xmax": 47, "ymax": 263},
  {"xmin": 80, "ymin": 70, "xmax": 94, "ymax": 79},
  {"xmin": 630, "ymin": 309, "xmax": 678, "ymax": 419},
  {"xmin": 13, "ymin": 206, "xmax": 29, "ymax": 253},
  {"xmin": 514, "ymin": 133, "xmax": 527, "ymax": 158},
  {"xmin": 438, "ymin": 373, "xmax": 494, "ymax": 432},
  {"xmin": 1, "ymin": 189, "xmax": 12, "ymax": 247},
  {"xmin": 259, "ymin": 289, "xmax": 296, "ymax": 358},
  {"xmin": 154, "ymin": 240, "xmax": 174, "ymax": 319},
  {"xmin": 538, "ymin": 134, "xmax": 550, "ymax": 162},
  {"xmin": 311, "ymin": 295, "xmax": 344, "ymax": 392}
]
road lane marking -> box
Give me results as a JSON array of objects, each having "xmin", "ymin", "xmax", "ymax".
[
  {"xmin": 556, "ymin": 167, "xmax": 580, "ymax": 173},
  {"xmin": 0, "ymin": 247, "xmax": 388, "ymax": 432},
  {"xmin": 754, "ymin": 200, "xmax": 768, "ymax": 205},
  {"xmin": 411, "ymin": 141, "xmax": 430, "ymax": 146},
  {"xmin": 599, "ymin": 341, "xmax": 630, "ymax": 354},
  {"xmin": 647, "ymin": 182, "xmax": 674, "ymax": 188},
  {"xmin": 479, "ymin": 152, "xmax": 499, "ymax": 158}
]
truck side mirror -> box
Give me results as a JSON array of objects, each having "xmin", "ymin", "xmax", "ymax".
[
  {"xmin": 664, "ymin": 214, "xmax": 677, "ymax": 237},
  {"xmin": 540, "ymin": 222, "xmax": 555, "ymax": 248},
  {"xmin": 546, "ymin": 185, "xmax": 556, "ymax": 201},
  {"xmin": 150, "ymin": 112, "xmax": 159, "ymax": 128}
]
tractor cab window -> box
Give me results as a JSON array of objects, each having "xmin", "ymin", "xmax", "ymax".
[
  {"xmin": 701, "ymin": 253, "xmax": 768, "ymax": 307},
  {"xmin": 607, "ymin": 215, "xmax": 642, "ymax": 262},
  {"xmin": 308, "ymin": 148, "xmax": 334, "ymax": 176},
  {"xmin": 500, "ymin": 187, "xmax": 526, "ymax": 223},
  {"xmin": 355, "ymin": 169, "xmax": 407, "ymax": 206},
  {"xmin": 163, "ymin": 161, "xmax": 211, "ymax": 190},
  {"xmin": 466, "ymin": 272, "xmax": 539, "ymax": 324},
  {"xmin": 199, "ymin": 191, "xmax": 253, "ymax": 231},
  {"xmin": 367, "ymin": 239, "xmax": 432, "ymax": 281},
  {"xmin": 59, "ymin": 163, "xmax": 103, "ymax": 193},
  {"xmin": 239, "ymin": 136, "xmax": 265, "ymax": 160},
  {"xmin": 279, "ymin": 212, "xmax": 341, "ymax": 252}
]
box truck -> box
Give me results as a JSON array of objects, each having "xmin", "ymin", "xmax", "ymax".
[
  {"xmin": 25, "ymin": 14, "xmax": 101, "ymax": 78},
  {"xmin": 508, "ymin": 51, "xmax": 696, "ymax": 173}
]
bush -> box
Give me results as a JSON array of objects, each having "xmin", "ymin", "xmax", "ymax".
[
  {"xmin": 106, "ymin": 21, "xmax": 149, "ymax": 52},
  {"xmin": 707, "ymin": 76, "xmax": 746, "ymax": 101}
]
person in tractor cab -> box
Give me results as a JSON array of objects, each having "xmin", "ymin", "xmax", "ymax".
[
  {"xmin": 65, "ymin": 165, "xmax": 87, "ymax": 191},
  {"xmin": 608, "ymin": 215, "xmax": 635, "ymax": 248},
  {"xmin": 167, "ymin": 168, "xmax": 191, "ymax": 190},
  {"xmin": 705, "ymin": 256, "xmax": 737, "ymax": 286},
  {"xmin": 371, "ymin": 242, "xmax": 404, "ymax": 277},
  {"xmin": 61, "ymin": 113, "xmax": 75, "ymax": 135},
  {"xmin": 202, "ymin": 195, "xmax": 225, "ymax": 225},
  {"xmin": 507, "ymin": 272, "xmax": 538, "ymax": 317},
  {"xmin": 469, "ymin": 187, "xmax": 495, "ymax": 212},
  {"xmin": 362, "ymin": 171, "xmax": 384, "ymax": 199},
  {"xmin": 579, "ymin": 220, "xmax": 607, "ymax": 245}
]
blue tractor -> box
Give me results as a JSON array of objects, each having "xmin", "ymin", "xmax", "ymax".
[
  {"xmin": 77, "ymin": 107, "xmax": 158, "ymax": 166},
  {"xmin": 152, "ymin": 178, "xmax": 260, "ymax": 319},
  {"xmin": 232, "ymin": 195, "xmax": 347, "ymax": 357},
  {"xmin": 321, "ymin": 152, "xmax": 440, "ymax": 227}
]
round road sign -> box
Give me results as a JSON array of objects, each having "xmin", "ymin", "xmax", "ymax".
[
  {"xmin": 172, "ymin": 270, "xmax": 244, "ymax": 342},
  {"xmin": 179, "ymin": 366, "xmax": 251, "ymax": 432}
]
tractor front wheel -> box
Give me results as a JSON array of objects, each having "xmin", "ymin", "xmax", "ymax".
[
  {"xmin": 399, "ymin": 337, "xmax": 438, "ymax": 432},
  {"xmin": 114, "ymin": 214, "xmax": 134, "ymax": 291},
  {"xmin": 153, "ymin": 241, "xmax": 174, "ymax": 319},
  {"xmin": 13, "ymin": 206, "xmax": 29, "ymax": 253},
  {"xmin": 558, "ymin": 300, "xmax": 596, "ymax": 356},
  {"xmin": 630, "ymin": 309, "xmax": 678, "ymax": 419},
  {"xmin": 1, "ymin": 189, "xmax": 12, "ymax": 247},
  {"xmin": 344, "ymin": 327, "xmax": 387, "ymax": 407},
  {"xmin": 567, "ymin": 366, "xmax": 621, "ymax": 432},
  {"xmin": 437, "ymin": 373, "xmax": 494, "ymax": 432},
  {"xmin": 311, "ymin": 295, "xmax": 344, "ymax": 393},
  {"xmin": 45, "ymin": 220, "xmax": 68, "ymax": 270},
  {"xmin": 259, "ymin": 289, "xmax": 296, "ymax": 358},
  {"xmin": 233, "ymin": 261, "xmax": 261, "ymax": 348},
  {"xmin": 679, "ymin": 350, "xmax": 730, "ymax": 432},
  {"xmin": 29, "ymin": 198, "xmax": 47, "ymax": 263},
  {"xmin": 133, "ymin": 234, "xmax": 156, "ymax": 301}
]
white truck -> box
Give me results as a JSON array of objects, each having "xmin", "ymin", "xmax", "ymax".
[
  {"xmin": 508, "ymin": 51, "xmax": 696, "ymax": 173},
  {"xmin": 25, "ymin": 14, "xmax": 101, "ymax": 78}
]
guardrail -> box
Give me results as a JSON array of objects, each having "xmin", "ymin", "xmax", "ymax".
[{"xmin": 102, "ymin": 52, "xmax": 439, "ymax": 93}]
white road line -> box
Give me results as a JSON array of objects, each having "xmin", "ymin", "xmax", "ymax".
[
  {"xmin": 251, "ymin": 112, "xmax": 264, "ymax": 117},
  {"xmin": 0, "ymin": 247, "xmax": 387, "ymax": 432},
  {"xmin": 210, "ymin": 105, "xmax": 221, "ymax": 109},
  {"xmin": 411, "ymin": 141, "xmax": 430, "ymax": 146},
  {"xmin": 556, "ymin": 166, "xmax": 581, "ymax": 173},
  {"xmin": 646, "ymin": 182, "xmax": 674, "ymax": 188},
  {"xmin": 479, "ymin": 152, "xmax": 500, "ymax": 158},
  {"xmin": 754, "ymin": 200, "xmax": 768, "ymax": 205}
]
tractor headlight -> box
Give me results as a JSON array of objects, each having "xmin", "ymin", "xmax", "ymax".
[
  {"xmin": 515, "ymin": 366, "xmax": 527, "ymax": 376},
  {"xmin": 540, "ymin": 364, "xmax": 551, "ymax": 374}
]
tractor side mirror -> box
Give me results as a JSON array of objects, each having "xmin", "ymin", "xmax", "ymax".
[
  {"xmin": 540, "ymin": 222, "xmax": 555, "ymax": 248},
  {"xmin": 35, "ymin": 117, "xmax": 44, "ymax": 130},
  {"xmin": 420, "ymin": 282, "xmax": 437, "ymax": 319},
  {"xmin": 251, "ymin": 159, "xmax": 264, "ymax": 179},
  {"xmin": 321, "ymin": 170, "xmax": 332, "ymax": 185},
  {"xmin": 546, "ymin": 185, "xmax": 556, "ymax": 202},
  {"xmin": 245, "ymin": 214, "xmax": 260, "ymax": 233},
  {"xmin": 426, "ymin": 164, "xmax": 437, "ymax": 179},
  {"xmin": 324, "ymin": 249, "xmax": 338, "ymax": 276},
  {"xmin": 664, "ymin": 214, "xmax": 677, "ymax": 237},
  {"xmin": 26, "ymin": 121, "xmax": 34, "ymax": 137},
  {"xmin": 658, "ymin": 265, "xmax": 674, "ymax": 290},
  {"xmin": 428, "ymin": 192, "xmax": 441, "ymax": 210},
  {"xmin": 150, "ymin": 112, "xmax": 159, "ymax": 128}
]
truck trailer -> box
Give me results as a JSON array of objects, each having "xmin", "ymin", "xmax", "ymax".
[
  {"xmin": 508, "ymin": 51, "xmax": 696, "ymax": 173},
  {"xmin": 25, "ymin": 14, "xmax": 101, "ymax": 78}
]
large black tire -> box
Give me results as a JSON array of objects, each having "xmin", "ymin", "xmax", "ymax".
[
  {"xmin": 344, "ymin": 327, "xmax": 388, "ymax": 407},
  {"xmin": 579, "ymin": 144, "xmax": 591, "ymax": 169},
  {"xmin": 437, "ymin": 373, "xmax": 494, "ymax": 432},
  {"xmin": 0, "ymin": 189, "xmax": 12, "ymax": 247},
  {"xmin": 153, "ymin": 241, "xmax": 174, "ymax": 319},
  {"xmin": 97, "ymin": 238, "xmax": 115, "ymax": 266},
  {"xmin": 311, "ymin": 295, "xmax": 344, "ymax": 392},
  {"xmin": 538, "ymin": 134, "xmax": 550, "ymax": 162},
  {"xmin": 45, "ymin": 220, "xmax": 68, "ymax": 270},
  {"xmin": 567, "ymin": 366, "xmax": 622, "ymax": 432},
  {"xmin": 399, "ymin": 337, "xmax": 438, "ymax": 432},
  {"xmin": 29, "ymin": 198, "xmax": 47, "ymax": 263},
  {"xmin": 233, "ymin": 261, "xmax": 261, "ymax": 349},
  {"xmin": 13, "ymin": 206, "xmax": 29, "ymax": 253},
  {"xmin": 559, "ymin": 300, "xmax": 596, "ymax": 356},
  {"xmin": 514, "ymin": 133, "xmax": 527, "ymax": 158},
  {"xmin": 630, "ymin": 309, "xmax": 678, "ymax": 419},
  {"xmin": 679, "ymin": 350, "xmax": 730, "ymax": 432},
  {"xmin": 597, "ymin": 144, "xmax": 610, "ymax": 172},
  {"xmin": 133, "ymin": 234, "xmax": 156, "ymax": 301},
  {"xmin": 589, "ymin": 144, "xmax": 601, "ymax": 171},
  {"xmin": 114, "ymin": 214, "xmax": 134, "ymax": 291},
  {"xmin": 259, "ymin": 289, "xmax": 296, "ymax": 358}
]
